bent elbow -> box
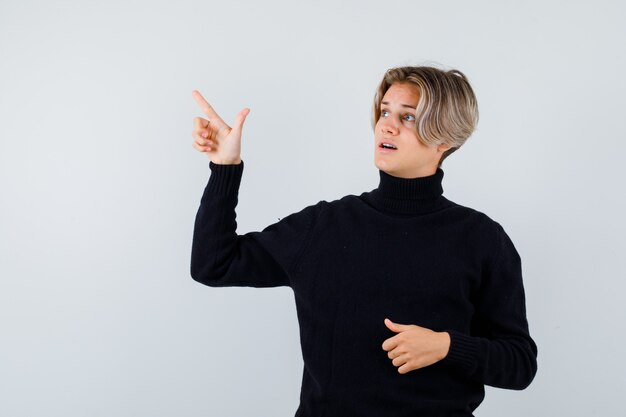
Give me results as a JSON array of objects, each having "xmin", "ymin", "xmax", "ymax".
[
  {"xmin": 190, "ymin": 261, "xmax": 219, "ymax": 287},
  {"xmin": 509, "ymin": 346, "xmax": 538, "ymax": 390},
  {"xmin": 519, "ymin": 353, "xmax": 538, "ymax": 390}
]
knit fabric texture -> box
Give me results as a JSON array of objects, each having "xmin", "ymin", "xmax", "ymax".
[{"xmin": 190, "ymin": 160, "xmax": 538, "ymax": 417}]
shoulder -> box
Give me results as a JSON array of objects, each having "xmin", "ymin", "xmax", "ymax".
[
  {"xmin": 287, "ymin": 193, "xmax": 372, "ymax": 225},
  {"xmin": 442, "ymin": 198, "xmax": 513, "ymax": 247},
  {"xmin": 432, "ymin": 197, "xmax": 494, "ymax": 226},
  {"xmin": 277, "ymin": 193, "xmax": 359, "ymax": 223},
  {"xmin": 443, "ymin": 200, "xmax": 524, "ymax": 280},
  {"xmin": 323, "ymin": 193, "xmax": 371, "ymax": 214},
  {"xmin": 302, "ymin": 193, "xmax": 363, "ymax": 212}
]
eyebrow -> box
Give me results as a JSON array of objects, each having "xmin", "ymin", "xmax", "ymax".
[{"xmin": 381, "ymin": 101, "xmax": 416, "ymax": 109}]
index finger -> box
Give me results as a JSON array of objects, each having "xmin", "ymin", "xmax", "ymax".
[
  {"xmin": 192, "ymin": 90, "xmax": 223, "ymax": 122},
  {"xmin": 382, "ymin": 335, "xmax": 399, "ymax": 351}
]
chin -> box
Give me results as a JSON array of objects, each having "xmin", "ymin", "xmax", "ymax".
[{"xmin": 374, "ymin": 158, "xmax": 396, "ymax": 174}]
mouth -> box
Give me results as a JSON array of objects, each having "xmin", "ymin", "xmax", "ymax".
[{"xmin": 378, "ymin": 142, "xmax": 398, "ymax": 152}]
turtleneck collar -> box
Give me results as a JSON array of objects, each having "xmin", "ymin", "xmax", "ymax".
[{"xmin": 359, "ymin": 167, "xmax": 453, "ymax": 216}]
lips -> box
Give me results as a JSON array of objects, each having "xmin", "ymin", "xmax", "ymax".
[
  {"xmin": 378, "ymin": 141, "xmax": 398, "ymax": 152},
  {"xmin": 378, "ymin": 140, "xmax": 398, "ymax": 150}
]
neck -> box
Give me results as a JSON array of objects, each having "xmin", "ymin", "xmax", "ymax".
[
  {"xmin": 382, "ymin": 165, "xmax": 439, "ymax": 179},
  {"xmin": 360, "ymin": 167, "xmax": 451, "ymax": 215}
]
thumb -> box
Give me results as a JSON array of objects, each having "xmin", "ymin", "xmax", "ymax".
[
  {"xmin": 231, "ymin": 107, "xmax": 250, "ymax": 134},
  {"xmin": 384, "ymin": 318, "xmax": 411, "ymax": 332}
]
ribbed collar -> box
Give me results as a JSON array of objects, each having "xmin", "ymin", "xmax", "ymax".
[{"xmin": 360, "ymin": 167, "xmax": 452, "ymax": 215}]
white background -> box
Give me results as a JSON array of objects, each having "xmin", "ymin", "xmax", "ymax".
[{"xmin": 1, "ymin": 0, "xmax": 624, "ymax": 416}]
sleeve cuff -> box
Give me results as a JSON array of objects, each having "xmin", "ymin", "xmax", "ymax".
[
  {"xmin": 441, "ymin": 329, "xmax": 480, "ymax": 375},
  {"xmin": 207, "ymin": 160, "xmax": 244, "ymax": 195}
]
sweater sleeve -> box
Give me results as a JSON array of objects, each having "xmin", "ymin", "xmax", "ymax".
[
  {"xmin": 441, "ymin": 222, "xmax": 538, "ymax": 390},
  {"xmin": 190, "ymin": 160, "xmax": 323, "ymax": 288}
]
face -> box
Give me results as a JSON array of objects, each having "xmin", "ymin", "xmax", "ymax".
[{"xmin": 374, "ymin": 82, "xmax": 451, "ymax": 178}]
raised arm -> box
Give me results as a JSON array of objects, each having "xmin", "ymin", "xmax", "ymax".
[
  {"xmin": 189, "ymin": 90, "xmax": 325, "ymax": 288},
  {"xmin": 190, "ymin": 160, "xmax": 324, "ymax": 288}
]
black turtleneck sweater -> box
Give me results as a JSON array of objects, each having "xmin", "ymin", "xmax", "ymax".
[{"xmin": 190, "ymin": 160, "xmax": 537, "ymax": 417}]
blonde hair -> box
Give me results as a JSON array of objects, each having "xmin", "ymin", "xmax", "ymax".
[{"xmin": 371, "ymin": 65, "xmax": 479, "ymax": 167}]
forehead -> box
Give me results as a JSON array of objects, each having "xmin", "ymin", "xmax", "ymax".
[{"xmin": 382, "ymin": 82, "xmax": 420, "ymax": 102}]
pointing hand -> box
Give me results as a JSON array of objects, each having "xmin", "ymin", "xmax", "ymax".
[{"xmin": 191, "ymin": 89, "xmax": 250, "ymax": 165}]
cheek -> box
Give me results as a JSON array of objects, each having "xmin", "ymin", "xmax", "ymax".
[
  {"xmin": 401, "ymin": 129, "xmax": 421, "ymax": 146},
  {"xmin": 403, "ymin": 137, "xmax": 430, "ymax": 158},
  {"xmin": 413, "ymin": 138, "xmax": 428, "ymax": 150},
  {"xmin": 408, "ymin": 131, "xmax": 428, "ymax": 149}
]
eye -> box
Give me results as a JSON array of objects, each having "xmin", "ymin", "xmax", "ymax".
[
  {"xmin": 381, "ymin": 109, "xmax": 389, "ymax": 117},
  {"xmin": 403, "ymin": 114, "xmax": 415, "ymax": 122}
]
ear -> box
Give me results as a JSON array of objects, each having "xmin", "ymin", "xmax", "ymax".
[{"xmin": 437, "ymin": 143, "xmax": 452, "ymax": 153}]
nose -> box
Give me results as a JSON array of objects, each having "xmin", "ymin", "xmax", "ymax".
[{"xmin": 379, "ymin": 116, "xmax": 399, "ymax": 135}]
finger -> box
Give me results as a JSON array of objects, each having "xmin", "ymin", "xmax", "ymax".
[
  {"xmin": 392, "ymin": 354, "xmax": 408, "ymax": 367},
  {"xmin": 385, "ymin": 318, "xmax": 412, "ymax": 332},
  {"xmin": 387, "ymin": 348, "xmax": 403, "ymax": 360},
  {"xmin": 194, "ymin": 116, "xmax": 209, "ymax": 130},
  {"xmin": 382, "ymin": 336, "xmax": 399, "ymax": 352},
  {"xmin": 194, "ymin": 136, "xmax": 215, "ymax": 149},
  {"xmin": 192, "ymin": 129, "xmax": 213, "ymax": 144},
  {"xmin": 194, "ymin": 137, "xmax": 213, "ymax": 148},
  {"xmin": 230, "ymin": 107, "xmax": 250, "ymax": 134},
  {"xmin": 192, "ymin": 140, "xmax": 210, "ymax": 152},
  {"xmin": 192, "ymin": 140, "xmax": 212, "ymax": 153},
  {"xmin": 398, "ymin": 362, "xmax": 415, "ymax": 374},
  {"xmin": 192, "ymin": 90, "xmax": 225, "ymax": 124}
]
